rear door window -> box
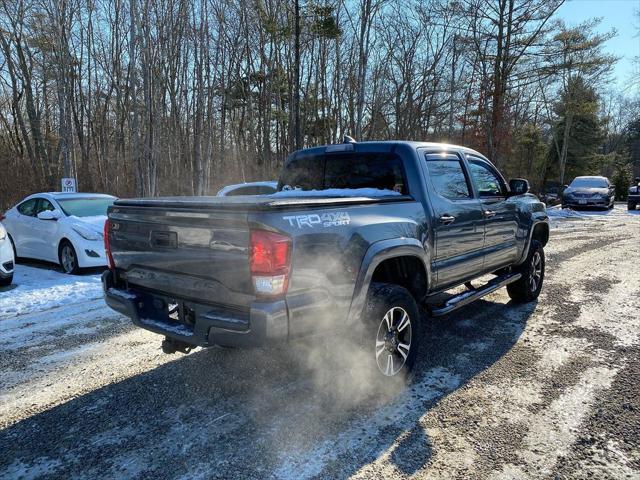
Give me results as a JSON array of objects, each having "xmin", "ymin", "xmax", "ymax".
[{"xmin": 424, "ymin": 155, "xmax": 471, "ymax": 200}]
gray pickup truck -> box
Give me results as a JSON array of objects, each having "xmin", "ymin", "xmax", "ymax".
[{"xmin": 103, "ymin": 141, "xmax": 549, "ymax": 377}]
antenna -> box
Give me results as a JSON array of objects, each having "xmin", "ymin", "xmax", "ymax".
[{"xmin": 343, "ymin": 134, "xmax": 356, "ymax": 144}]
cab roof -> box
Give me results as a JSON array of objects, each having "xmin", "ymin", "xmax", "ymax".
[{"xmin": 291, "ymin": 140, "xmax": 489, "ymax": 161}]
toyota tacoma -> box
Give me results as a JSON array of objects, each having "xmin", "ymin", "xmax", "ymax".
[{"xmin": 102, "ymin": 141, "xmax": 549, "ymax": 377}]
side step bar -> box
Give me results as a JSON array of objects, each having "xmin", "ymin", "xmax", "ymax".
[{"xmin": 428, "ymin": 273, "xmax": 522, "ymax": 317}]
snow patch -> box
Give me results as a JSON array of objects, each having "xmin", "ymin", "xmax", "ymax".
[
  {"xmin": 107, "ymin": 287, "xmax": 137, "ymax": 300},
  {"xmin": 0, "ymin": 265, "xmax": 103, "ymax": 319},
  {"xmin": 546, "ymin": 206, "xmax": 585, "ymax": 218},
  {"xmin": 271, "ymin": 187, "xmax": 402, "ymax": 198}
]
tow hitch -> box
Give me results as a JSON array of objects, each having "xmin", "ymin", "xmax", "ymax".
[{"xmin": 161, "ymin": 337, "xmax": 193, "ymax": 354}]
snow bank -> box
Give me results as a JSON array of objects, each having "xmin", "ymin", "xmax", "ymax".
[
  {"xmin": 0, "ymin": 265, "xmax": 103, "ymax": 319},
  {"xmin": 546, "ymin": 206, "xmax": 585, "ymax": 218},
  {"xmin": 271, "ymin": 188, "xmax": 402, "ymax": 198}
]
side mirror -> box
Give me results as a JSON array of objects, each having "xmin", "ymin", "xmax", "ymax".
[
  {"xmin": 37, "ymin": 209, "xmax": 62, "ymax": 221},
  {"xmin": 563, "ymin": 184, "xmax": 569, "ymax": 189},
  {"xmin": 509, "ymin": 178, "xmax": 530, "ymax": 195}
]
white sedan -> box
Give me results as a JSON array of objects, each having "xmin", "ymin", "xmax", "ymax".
[
  {"xmin": 2, "ymin": 193, "xmax": 115, "ymax": 274},
  {"xmin": 0, "ymin": 222, "xmax": 14, "ymax": 286}
]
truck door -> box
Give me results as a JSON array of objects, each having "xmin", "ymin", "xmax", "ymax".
[
  {"xmin": 422, "ymin": 153, "xmax": 486, "ymax": 289},
  {"xmin": 465, "ymin": 156, "xmax": 519, "ymax": 271}
]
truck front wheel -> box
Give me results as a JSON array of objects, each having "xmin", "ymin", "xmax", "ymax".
[
  {"xmin": 362, "ymin": 283, "xmax": 422, "ymax": 377},
  {"xmin": 507, "ymin": 240, "xmax": 545, "ymax": 303}
]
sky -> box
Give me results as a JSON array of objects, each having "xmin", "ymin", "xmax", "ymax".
[{"xmin": 556, "ymin": 0, "xmax": 639, "ymax": 92}]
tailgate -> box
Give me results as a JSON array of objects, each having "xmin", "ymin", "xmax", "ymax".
[{"xmin": 108, "ymin": 203, "xmax": 253, "ymax": 308}]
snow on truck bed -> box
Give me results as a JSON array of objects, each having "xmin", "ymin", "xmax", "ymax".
[{"xmin": 270, "ymin": 188, "xmax": 402, "ymax": 197}]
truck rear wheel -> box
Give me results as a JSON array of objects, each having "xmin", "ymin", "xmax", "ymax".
[
  {"xmin": 362, "ymin": 283, "xmax": 421, "ymax": 377},
  {"xmin": 507, "ymin": 240, "xmax": 545, "ymax": 303}
]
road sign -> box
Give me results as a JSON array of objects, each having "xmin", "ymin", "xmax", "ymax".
[{"xmin": 61, "ymin": 178, "xmax": 77, "ymax": 193}]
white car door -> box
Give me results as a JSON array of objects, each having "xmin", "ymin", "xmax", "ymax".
[
  {"xmin": 33, "ymin": 198, "xmax": 62, "ymax": 263},
  {"xmin": 11, "ymin": 198, "xmax": 39, "ymax": 258}
]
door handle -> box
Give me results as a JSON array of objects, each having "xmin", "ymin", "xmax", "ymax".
[
  {"xmin": 483, "ymin": 210, "xmax": 496, "ymax": 218},
  {"xmin": 439, "ymin": 214, "xmax": 456, "ymax": 225}
]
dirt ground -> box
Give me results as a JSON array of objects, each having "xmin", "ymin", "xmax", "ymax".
[{"xmin": 0, "ymin": 205, "xmax": 639, "ymax": 479}]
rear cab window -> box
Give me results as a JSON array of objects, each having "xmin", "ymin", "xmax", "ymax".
[{"xmin": 279, "ymin": 152, "xmax": 408, "ymax": 195}]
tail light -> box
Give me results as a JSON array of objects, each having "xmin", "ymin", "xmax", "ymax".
[
  {"xmin": 250, "ymin": 229, "xmax": 291, "ymax": 296},
  {"xmin": 104, "ymin": 219, "xmax": 115, "ymax": 270}
]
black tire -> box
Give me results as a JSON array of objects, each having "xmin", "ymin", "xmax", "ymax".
[
  {"xmin": 58, "ymin": 240, "xmax": 80, "ymax": 274},
  {"xmin": 628, "ymin": 202, "xmax": 637, "ymax": 211},
  {"xmin": 507, "ymin": 240, "xmax": 545, "ymax": 303},
  {"xmin": 0, "ymin": 273, "xmax": 12, "ymax": 287},
  {"xmin": 361, "ymin": 283, "xmax": 422, "ymax": 378}
]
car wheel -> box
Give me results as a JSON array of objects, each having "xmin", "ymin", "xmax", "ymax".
[
  {"xmin": 362, "ymin": 283, "xmax": 422, "ymax": 378},
  {"xmin": 507, "ymin": 240, "xmax": 545, "ymax": 303},
  {"xmin": 0, "ymin": 273, "xmax": 12, "ymax": 287},
  {"xmin": 59, "ymin": 241, "xmax": 80, "ymax": 274},
  {"xmin": 628, "ymin": 202, "xmax": 637, "ymax": 211}
]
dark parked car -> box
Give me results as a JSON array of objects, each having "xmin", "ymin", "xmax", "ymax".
[
  {"xmin": 103, "ymin": 141, "xmax": 549, "ymax": 378},
  {"xmin": 562, "ymin": 176, "xmax": 615, "ymax": 210},
  {"xmin": 628, "ymin": 177, "xmax": 640, "ymax": 211}
]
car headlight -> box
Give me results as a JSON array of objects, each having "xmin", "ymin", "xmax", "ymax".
[{"xmin": 72, "ymin": 225, "xmax": 103, "ymax": 241}]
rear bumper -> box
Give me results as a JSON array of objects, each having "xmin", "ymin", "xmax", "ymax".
[{"xmin": 102, "ymin": 270, "xmax": 288, "ymax": 347}]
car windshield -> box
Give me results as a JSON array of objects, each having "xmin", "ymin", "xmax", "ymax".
[
  {"xmin": 570, "ymin": 178, "xmax": 608, "ymax": 188},
  {"xmin": 57, "ymin": 197, "xmax": 115, "ymax": 217}
]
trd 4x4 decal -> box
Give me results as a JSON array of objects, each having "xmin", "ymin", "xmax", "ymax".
[{"xmin": 283, "ymin": 212, "xmax": 351, "ymax": 228}]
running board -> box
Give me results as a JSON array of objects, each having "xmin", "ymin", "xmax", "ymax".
[{"xmin": 428, "ymin": 273, "xmax": 522, "ymax": 317}]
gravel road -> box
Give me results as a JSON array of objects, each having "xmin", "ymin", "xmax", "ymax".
[{"xmin": 1, "ymin": 205, "xmax": 639, "ymax": 479}]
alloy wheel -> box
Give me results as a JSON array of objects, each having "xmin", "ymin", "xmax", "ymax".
[
  {"xmin": 529, "ymin": 251, "xmax": 542, "ymax": 292},
  {"xmin": 61, "ymin": 245, "xmax": 76, "ymax": 273},
  {"xmin": 375, "ymin": 306, "xmax": 412, "ymax": 376}
]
